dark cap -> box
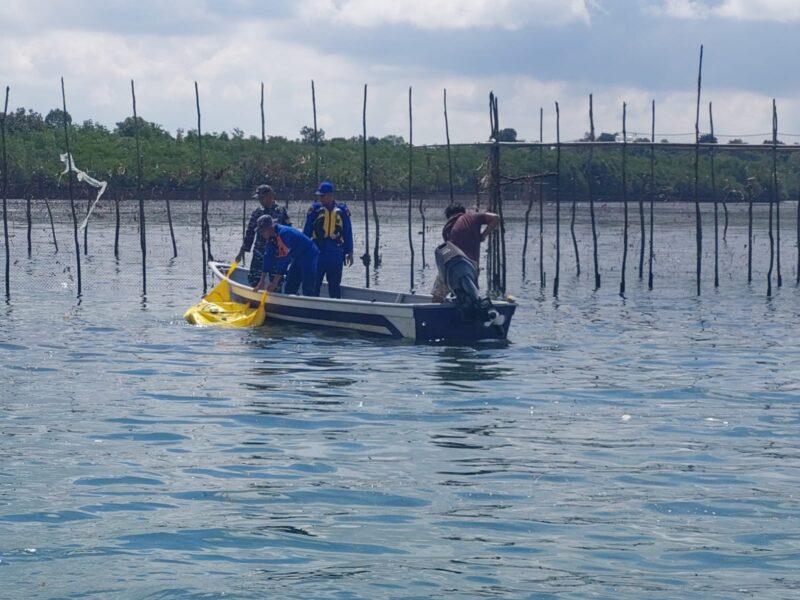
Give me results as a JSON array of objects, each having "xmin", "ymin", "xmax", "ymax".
[
  {"xmin": 315, "ymin": 181, "xmax": 335, "ymax": 195},
  {"xmin": 252, "ymin": 184, "xmax": 274, "ymax": 199},
  {"xmin": 256, "ymin": 215, "xmax": 274, "ymax": 231}
]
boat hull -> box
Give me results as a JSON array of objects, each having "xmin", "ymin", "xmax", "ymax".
[{"xmin": 209, "ymin": 262, "xmax": 516, "ymax": 342}]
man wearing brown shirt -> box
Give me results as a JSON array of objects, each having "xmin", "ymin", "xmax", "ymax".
[{"xmin": 432, "ymin": 204, "xmax": 500, "ymax": 302}]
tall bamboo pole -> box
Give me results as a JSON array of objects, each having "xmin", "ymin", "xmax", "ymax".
[
  {"xmin": 693, "ymin": 45, "xmax": 704, "ymax": 296},
  {"xmin": 61, "ymin": 78, "xmax": 81, "ymax": 297},
  {"xmin": 620, "ymin": 102, "xmax": 628, "ymax": 296},
  {"xmin": 443, "ymin": 89, "xmax": 455, "ymax": 206},
  {"xmin": 195, "ymin": 81, "xmax": 208, "ymax": 293},
  {"xmin": 407, "ymin": 86, "xmax": 415, "ymax": 291},
  {"xmin": 588, "ymin": 94, "xmax": 600, "ymax": 289},
  {"xmin": 710, "ymin": 101, "xmax": 718, "ymax": 288},
  {"xmin": 361, "ymin": 84, "xmax": 370, "ymax": 288},
  {"xmin": 554, "ymin": 101, "xmax": 561, "ymax": 297},
  {"xmin": 312, "ymin": 80, "xmax": 320, "ymax": 185},
  {"xmin": 648, "ymin": 100, "xmax": 655, "ymax": 290},
  {"xmin": 131, "ymin": 80, "xmax": 147, "ymax": 295},
  {"xmin": 539, "ymin": 107, "xmax": 545, "ymax": 288},
  {"xmin": 1, "ymin": 86, "xmax": 9, "ymax": 299},
  {"xmin": 773, "ymin": 99, "xmax": 782, "ymax": 288},
  {"xmin": 767, "ymin": 100, "xmax": 776, "ymax": 296}
]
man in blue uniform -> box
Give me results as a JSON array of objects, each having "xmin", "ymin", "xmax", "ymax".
[
  {"xmin": 254, "ymin": 215, "xmax": 320, "ymax": 296},
  {"xmin": 237, "ymin": 184, "xmax": 291, "ymax": 286},
  {"xmin": 303, "ymin": 181, "xmax": 353, "ymax": 298}
]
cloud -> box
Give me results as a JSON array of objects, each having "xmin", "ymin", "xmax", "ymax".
[
  {"xmin": 644, "ymin": 0, "xmax": 800, "ymax": 21},
  {"xmin": 296, "ymin": 0, "xmax": 593, "ymax": 30}
]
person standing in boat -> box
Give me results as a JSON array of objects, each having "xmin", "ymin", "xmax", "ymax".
[
  {"xmin": 237, "ymin": 184, "xmax": 292, "ymax": 286},
  {"xmin": 303, "ymin": 181, "xmax": 353, "ymax": 298},
  {"xmin": 254, "ymin": 215, "xmax": 320, "ymax": 296},
  {"xmin": 432, "ymin": 204, "xmax": 500, "ymax": 302}
]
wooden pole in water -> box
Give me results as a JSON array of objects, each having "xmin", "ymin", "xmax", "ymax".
[
  {"xmin": 407, "ymin": 86, "xmax": 415, "ymax": 291},
  {"xmin": 61, "ymin": 78, "xmax": 82, "ymax": 297},
  {"xmin": 709, "ymin": 101, "xmax": 718, "ymax": 288},
  {"xmin": 693, "ymin": 44, "xmax": 704, "ymax": 296},
  {"xmin": 26, "ymin": 194, "xmax": 32, "ymax": 257},
  {"xmin": 588, "ymin": 94, "xmax": 600, "ymax": 289},
  {"xmin": 312, "ymin": 80, "xmax": 320, "ymax": 185},
  {"xmin": 195, "ymin": 81, "xmax": 208, "ymax": 293},
  {"xmin": 131, "ymin": 80, "xmax": 147, "ymax": 296},
  {"xmin": 83, "ymin": 186, "xmax": 89, "ymax": 256},
  {"xmin": 494, "ymin": 96, "xmax": 506, "ymax": 293},
  {"xmin": 443, "ymin": 89, "xmax": 455, "ymax": 206},
  {"xmin": 361, "ymin": 84, "xmax": 370, "ymax": 288},
  {"xmin": 522, "ymin": 177, "xmax": 533, "ymax": 276},
  {"xmin": 114, "ymin": 191, "xmax": 120, "ymax": 259},
  {"xmin": 620, "ymin": 102, "xmax": 628, "ymax": 297},
  {"xmin": 1, "ymin": 86, "xmax": 9, "ymax": 300},
  {"xmin": 767, "ymin": 100, "xmax": 776, "ymax": 297},
  {"xmin": 638, "ymin": 157, "xmax": 646, "ymax": 280},
  {"xmin": 796, "ymin": 188, "xmax": 799, "ymax": 286},
  {"xmin": 747, "ymin": 178, "xmax": 753, "ymax": 284},
  {"xmin": 773, "ymin": 99, "xmax": 782, "ymax": 288},
  {"xmin": 554, "ymin": 101, "xmax": 561, "ymax": 297},
  {"xmin": 539, "ymin": 107, "xmax": 545, "ymax": 288},
  {"xmin": 369, "ymin": 174, "xmax": 380, "ymax": 267},
  {"xmin": 570, "ymin": 167, "xmax": 580, "ymax": 277},
  {"xmin": 165, "ymin": 192, "xmax": 177, "ymax": 258},
  {"xmin": 44, "ymin": 195, "xmax": 58, "ymax": 253},
  {"xmin": 648, "ymin": 100, "xmax": 655, "ymax": 290}
]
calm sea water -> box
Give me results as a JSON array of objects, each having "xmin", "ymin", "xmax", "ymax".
[{"xmin": 1, "ymin": 198, "xmax": 799, "ymax": 599}]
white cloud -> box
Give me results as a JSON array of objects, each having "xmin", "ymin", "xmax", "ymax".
[
  {"xmin": 645, "ymin": 0, "xmax": 800, "ymax": 20},
  {"xmin": 297, "ymin": 0, "xmax": 593, "ymax": 30}
]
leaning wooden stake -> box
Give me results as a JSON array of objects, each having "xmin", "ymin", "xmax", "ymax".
[
  {"xmin": 369, "ymin": 175, "xmax": 380, "ymax": 267},
  {"xmin": 648, "ymin": 100, "xmax": 655, "ymax": 290},
  {"xmin": 131, "ymin": 80, "xmax": 147, "ymax": 295},
  {"xmin": 710, "ymin": 101, "xmax": 719, "ymax": 288},
  {"xmin": 195, "ymin": 81, "xmax": 208, "ymax": 293},
  {"xmin": 620, "ymin": 102, "xmax": 628, "ymax": 296},
  {"xmin": 443, "ymin": 89, "xmax": 455, "ymax": 206},
  {"xmin": 361, "ymin": 84, "xmax": 370, "ymax": 288},
  {"xmin": 588, "ymin": 94, "xmax": 600, "ymax": 289},
  {"xmin": 61, "ymin": 78, "xmax": 82, "ymax": 297},
  {"xmin": 165, "ymin": 193, "xmax": 177, "ymax": 258},
  {"xmin": 693, "ymin": 44, "xmax": 704, "ymax": 296},
  {"xmin": 1, "ymin": 86, "xmax": 9, "ymax": 299},
  {"xmin": 570, "ymin": 169, "xmax": 580, "ymax": 277},
  {"xmin": 554, "ymin": 101, "xmax": 561, "ymax": 297},
  {"xmin": 44, "ymin": 196, "xmax": 58, "ymax": 253},
  {"xmin": 407, "ymin": 86, "xmax": 415, "ymax": 291},
  {"xmin": 772, "ymin": 99, "xmax": 782, "ymax": 288},
  {"xmin": 522, "ymin": 178, "xmax": 534, "ymax": 276},
  {"xmin": 312, "ymin": 80, "xmax": 320, "ymax": 185}
]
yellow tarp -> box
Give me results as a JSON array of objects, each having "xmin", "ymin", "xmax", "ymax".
[{"xmin": 184, "ymin": 261, "xmax": 268, "ymax": 328}]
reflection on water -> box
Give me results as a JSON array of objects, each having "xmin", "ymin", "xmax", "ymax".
[{"xmin": 1, "ymin": 202, "xmax": 800, "ymax": 599}]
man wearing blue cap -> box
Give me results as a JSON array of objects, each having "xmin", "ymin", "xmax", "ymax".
[
  {"xmin": 303, "ymin": 181, "xmax": 353, "ymax": 298},
  {"xmin": 237, "ymin": 184, "xmax": 291, "ymax": 286},
  {"xmin": 254, "ymin": 215, "xmax": 319, "ymax": 296}
]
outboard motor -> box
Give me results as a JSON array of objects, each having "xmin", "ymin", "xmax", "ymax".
[{"xmin": 434, "ymin": 242, "xmax": 505, "ymax": 327}]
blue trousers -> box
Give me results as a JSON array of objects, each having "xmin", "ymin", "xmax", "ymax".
[
  {"xmin": 315, "ymin": 249, "xmax": 344, "ymax": 298},
  {"xmin": 283, "ymin": 247, "xmax": 320, "ymax": 296}
]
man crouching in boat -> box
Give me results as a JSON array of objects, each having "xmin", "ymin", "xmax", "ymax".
[
  {"xmin": 432, "ymin": 204, "xmax": 500, "ymax": 303},
  {"xmin": 254, "ymin": 215, "xmax": 320, "ymax": 296},
  {"xmin": 237, "ymin": 184, "xmax": 292, "ymax": 287}
]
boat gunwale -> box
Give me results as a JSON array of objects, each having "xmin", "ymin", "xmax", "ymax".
[{"xmin": 209, "ymin": 261, "xmax": 517, "ymax": 310}]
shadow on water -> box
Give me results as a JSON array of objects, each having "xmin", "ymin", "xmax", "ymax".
[{"xmin": 432, "ymin": 345, "xmax": 514, "ymax": 388}]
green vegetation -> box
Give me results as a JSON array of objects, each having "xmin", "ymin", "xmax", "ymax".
[{"xmin": 3, "ymin": 107, "xmax": 800, "ymax": 202}]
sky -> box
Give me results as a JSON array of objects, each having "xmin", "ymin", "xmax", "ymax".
[{"xmin": 2, "ymin": 0, "xmax": 799, "ymax": 144}]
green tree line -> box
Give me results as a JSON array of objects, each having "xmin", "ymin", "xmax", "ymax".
[{"xmin": 3, "ymin": 107, "xmax": 799, "ymax": 202}]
